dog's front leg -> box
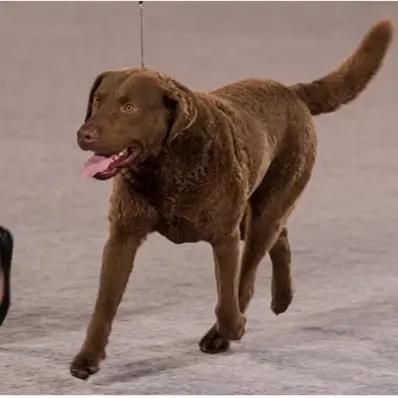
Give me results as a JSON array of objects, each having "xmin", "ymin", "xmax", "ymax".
[
  {"xmin": 70, "ymin": 228, "xmax": 146, "ymax": 380},
  {"xmin": 212, "ymin": 231, "xmax": 246, "ymax": 341}
]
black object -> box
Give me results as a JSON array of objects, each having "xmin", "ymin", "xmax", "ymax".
[{"xmin": 0, "ymin": 226, "xmax": 13, "ymax": 326}]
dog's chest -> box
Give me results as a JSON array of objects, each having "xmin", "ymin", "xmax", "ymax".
[{"xmin": 122, "ymin": 152, "xmax": 215, "ymax": 243}]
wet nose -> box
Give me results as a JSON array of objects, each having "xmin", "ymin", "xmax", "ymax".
[{"xmin": 77, "ymin": 126, "xmax": 99, "ymax": 147}]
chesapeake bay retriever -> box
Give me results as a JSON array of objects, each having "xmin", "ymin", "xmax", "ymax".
[{"xmin": 71, "ymin": 21, "xmax": 393, "ymax": 379}]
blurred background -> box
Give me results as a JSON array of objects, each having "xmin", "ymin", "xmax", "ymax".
[{"xmin": 0, "ymin": 1, "xmax": 397, "ymax": 394}]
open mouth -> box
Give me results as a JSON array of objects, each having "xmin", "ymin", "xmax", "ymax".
[{"xmin": 81, "ymin": 146, "xmax": 141, "ymax": 180}]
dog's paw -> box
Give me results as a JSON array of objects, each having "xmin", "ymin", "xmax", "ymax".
[
  {"xmin": 216, "ymin": 313, "xmax": 246, "ymax": 341},
  {"xmin": 271, "ymin": 291, "xmax": 293, "ymax": 315},
  {"xmin": 199, "ymin": 325, "xmax": 230, "ymax": 354},
  {"xmin": 70, "ymin": 351, "xmax": 104, "ymax": 380}
]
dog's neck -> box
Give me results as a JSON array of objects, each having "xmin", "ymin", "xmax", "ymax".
[{"xmin": 120, "ymin": 94, "xmax": 223, "ymax": 187}]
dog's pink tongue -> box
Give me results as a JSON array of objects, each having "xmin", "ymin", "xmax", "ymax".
[{"xmin": 81, "ymin": 155, "xmax": 113, "ymax": 177}]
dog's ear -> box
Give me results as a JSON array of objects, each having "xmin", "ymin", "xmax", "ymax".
[
  {"xmin": 85, "ymin": 71, "xmax": 109, "ymax": 122},
  {"xmin": 162, "ymin": 78, "xmax": 198, "ymax": 144}
]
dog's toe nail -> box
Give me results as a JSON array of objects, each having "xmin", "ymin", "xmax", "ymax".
[
  {"xmin": 70, "ymin": 354, "xmax": 100, "ymax": 380},
  {"xmin": 199, "ymin": 328, "xmax": 230, "ymax": 354},
  {"xmin": 71, "ymin": 367, "xmax": 88, "ymax": 380},
  {"xmin": 271, "ymin": 296, "xmax": 292, "ymax": 315}
]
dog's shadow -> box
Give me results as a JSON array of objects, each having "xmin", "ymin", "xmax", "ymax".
[{"xmin": 98, "ymin": 339, "xmax": 233, "ymax": 385}]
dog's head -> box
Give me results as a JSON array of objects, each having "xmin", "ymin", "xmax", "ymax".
[{"xmin": 77, "ymin": 68, "xmax": 197, "ymax": 180}]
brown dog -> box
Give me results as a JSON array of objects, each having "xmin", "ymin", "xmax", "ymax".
[{"xmin": 71, "ymin": 21, "xmax": 392, "ymax": 380}]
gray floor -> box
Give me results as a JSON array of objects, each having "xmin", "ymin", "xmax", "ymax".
[{"xmin": 0, "ymin": 2, "xmax": 398, "ymax": 394}]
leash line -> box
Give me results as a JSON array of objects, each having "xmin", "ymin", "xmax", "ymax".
[{"xmin": 139, "ymin": 1, "xmax": 144, "ymax": 68}]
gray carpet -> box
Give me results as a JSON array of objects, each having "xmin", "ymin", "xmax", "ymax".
[{"xmin": 0, "ymin": 2, "xmax": 397, "ymax": 394}]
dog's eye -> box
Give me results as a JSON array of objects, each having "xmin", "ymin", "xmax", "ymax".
[{"xmin": 121, "ymin": 103, "xmax": 137, "ymax": 113}]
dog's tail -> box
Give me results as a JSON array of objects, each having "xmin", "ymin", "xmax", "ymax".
[{"xmin": 290, "ymin": 20, "xmax": 393, "ymax": 115}]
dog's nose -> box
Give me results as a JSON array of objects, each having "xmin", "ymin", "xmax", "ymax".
[{"xmin": 77, "ymin": 126, "xmax": 99, "ymax": 148}]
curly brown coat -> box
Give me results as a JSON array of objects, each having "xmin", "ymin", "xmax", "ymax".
[{"xmin": 71, "ymin": 21, "xmax": 393, "ymax": 380}]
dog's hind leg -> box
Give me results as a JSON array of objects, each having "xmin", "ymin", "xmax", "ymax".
[
  {"xmin": 269, "ymin": 227, "xmax": 292, "ymax": 315},
  {"xmin": 200, "ymin": 146, "xmax": 315, "ymax": 353},
  {"xmin": 199, "ymin": 212, "xmax": 290, "ymax": 354},
  {"xmin": 239, "ymin": 216, "xmax": 294, "ymax": 316},
  {"xmin": 238, "ymin": 214, "xmax": 289, "ymax": 315}
]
